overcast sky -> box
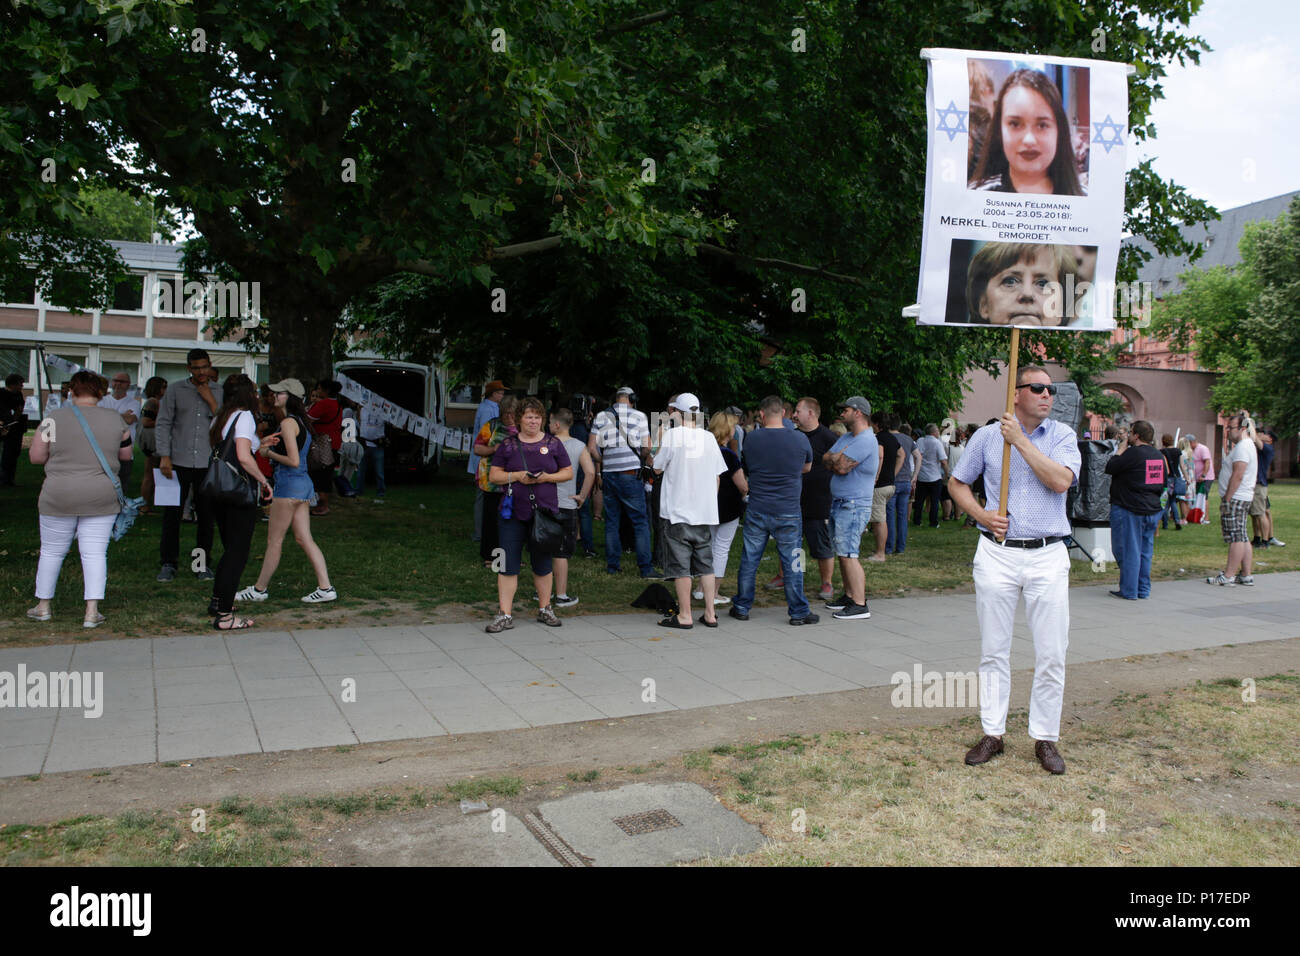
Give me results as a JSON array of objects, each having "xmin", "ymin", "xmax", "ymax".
[{"xmin": 1134, "ymin": 0, "xmax": 1300, "ymax": 213}]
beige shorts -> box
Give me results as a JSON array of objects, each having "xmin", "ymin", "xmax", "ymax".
[
  {"xmin": 872, "ymin": 484, "xmax": 895, "ymax": 524},
  {"xmin": 1249, "ymin": 483, "xmax": 1269, "ymax": 518}
]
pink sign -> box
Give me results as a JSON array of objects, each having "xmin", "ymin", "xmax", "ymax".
[{"xmin": 1145, "ymin": 459, "xmax": 1165, "ymax": 485}]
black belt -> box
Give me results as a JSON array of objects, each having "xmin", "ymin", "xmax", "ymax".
[{"xmin": 981, "ymin": 531, "xmax": 1064, "ymax": 549}]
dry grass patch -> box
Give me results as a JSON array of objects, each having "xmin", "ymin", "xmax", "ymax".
[{"xmin": 696, "ymin": 674, "xmax": 1300, "ymax": 866}]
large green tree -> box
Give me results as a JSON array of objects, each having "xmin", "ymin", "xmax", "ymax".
[
  {"xmin": 1152, "ymin": 195, "xmax": 1300, "ymax": 431},
  {"xmin": 2, "ymin": 0, "xmax": 1214, "ymax": 420}
]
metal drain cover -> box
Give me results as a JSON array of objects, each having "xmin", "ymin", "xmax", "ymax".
[{"xmin": 612, "ymin": 808, "xmax": 683, "ymax": 836}]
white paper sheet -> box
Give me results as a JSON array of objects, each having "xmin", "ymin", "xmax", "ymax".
[{"xmin": 153, "ymin": 469, "xmax": 182, "ymax": 507}]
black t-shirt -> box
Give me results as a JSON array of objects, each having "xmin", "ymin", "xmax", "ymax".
[
  {"xmin": 876, "ymin": 429, "xmax": 900, "ymax": 487},
  {"xmin": 1160, "ymin": 446, "xmax": 1181, "ymax": 487},
  {"xmin": 1105, "ymin": 444, "xmax": 1166, "ymax": 515},
  {"xmin": 0, "ymin": 389, "xmax": 24, "ymax": 427},
  {"xmin": 718, "ymin": 445, "xmax": 744, "ymax": 523},
  {"xmin": 798, "ymin": 425, "xmax": 836, "ymax": 519}
]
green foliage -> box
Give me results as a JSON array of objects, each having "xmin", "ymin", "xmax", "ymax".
[
  {"xmin": 0, "ymin": 0, "xmax": 1217, "ymax": 407},
  {"xmin": 1153, "ymin": 196, "xmax": 1300, "ymax": 431},
  {"xmin": 69, "ymin": 183, "xmax": 179, "ymax": 243}
]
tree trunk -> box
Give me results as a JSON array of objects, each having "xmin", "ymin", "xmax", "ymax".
[{"xmin": 266, "ymin": 301, "xmax": 339, "ymax": 385}]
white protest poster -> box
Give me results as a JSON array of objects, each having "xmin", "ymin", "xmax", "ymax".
[
  {"xmin": 916, "ymin": 48, "xmax": 1129, "ymax": 330},
  {"xmin": 412, "ymin": 416, "xmax": 430, "ymax": 439},
  {"xmin": 443, "ymin": 427, "xmax": 458, "ymax": 450},
  {"xmin": 433, "ymin": 423, "xmax": 446, "ymax": 444},
  {"xmin": 460, "ymin": 431, "xmax": 472, "ymax": 453}
]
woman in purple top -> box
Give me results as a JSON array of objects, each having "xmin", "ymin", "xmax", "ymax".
[{"xmin": 486, "ymin": 397, "xmax": 572, "ymax": 633}]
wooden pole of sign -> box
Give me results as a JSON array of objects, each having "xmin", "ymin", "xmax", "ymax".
[{"xmin": 996, "ymin": 327, "xmax": 1020, "ymax": 542}]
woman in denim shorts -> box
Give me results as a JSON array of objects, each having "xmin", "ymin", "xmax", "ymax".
[{"xmin": 235, "ymin": 378, "xmax": 337, "ymax": 605}]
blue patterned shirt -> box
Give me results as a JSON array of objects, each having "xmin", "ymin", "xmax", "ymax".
[{"xmin": 951, "ymin": 418, "xmax": 1081, "ymax": 539}]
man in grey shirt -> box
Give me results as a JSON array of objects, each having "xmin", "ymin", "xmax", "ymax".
[
  {"xmin": 912, "ymin": 423, "xmax": 949, "ymax": 529},
  {"xmin": 155, "ymin": 348, "xmax": 223, "ymax": 582}
]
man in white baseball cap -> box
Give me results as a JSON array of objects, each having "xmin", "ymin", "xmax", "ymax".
[{"xmin": 653, "ymin": 392, "xmax": 728, "ymax": 628}]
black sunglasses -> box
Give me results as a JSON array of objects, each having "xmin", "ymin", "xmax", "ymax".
[{"xmin": 1016, "ymin": 383, "xmax": 1057, "ymax": 396}]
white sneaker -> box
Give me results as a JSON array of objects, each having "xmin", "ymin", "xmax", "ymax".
[
  {"xmin": 692, "ymin": 589, "xmax": 704, "ymax": 600},
  {"xmin": 714, "ymin": 594, "xmax": 731, "ymax": 606},
  {"xmin": 1206, "ymin": 573, "xmax": 1234, "ymax": 587},
  {"xmin": 236, "ymin": 585, "xmax": 269, "ymax": 602},
  {"xmin": 302, "ymin": 587, "xmax": 337, "ymax": 603}
]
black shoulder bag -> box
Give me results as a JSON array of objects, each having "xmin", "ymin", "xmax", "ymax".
[{"xmin": 199, "ymin": 412, "xmax": 260, "ymax": 508}]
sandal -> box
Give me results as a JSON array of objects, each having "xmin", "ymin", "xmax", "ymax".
[
  {"xmin": 657, "ymin": 616, "xmax": 693, "ymax": 630},
  {"xmin": 213, "ymin": 612, "xmax": 255, "ymax": 630},
  {"xmin": 698, "ymin": 614, "xmax": 718, "ymax": 628}
]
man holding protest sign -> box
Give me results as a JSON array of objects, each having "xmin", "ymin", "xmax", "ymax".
[{"xmin": 948, "ymin": 366, "xmax": 1080, "ymax": 774}]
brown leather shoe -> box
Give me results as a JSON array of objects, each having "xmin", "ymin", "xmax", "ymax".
[
  {"xmin": 1035, "ymin": 740, "xmax": 1066, "ymax": 774},
  {"xmin": 964, "ymin": 735, "xmax": 1004, "ymax": 765}
]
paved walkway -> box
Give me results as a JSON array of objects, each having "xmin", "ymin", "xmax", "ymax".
[{"xmin": 3, "ymin": 575, "xmax": 1298, "ymax": 778}]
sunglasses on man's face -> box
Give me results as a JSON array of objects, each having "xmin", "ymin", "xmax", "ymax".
[{"xmin": 1016, "ymin": 383, "xmax": 1058, "ymax": 396}]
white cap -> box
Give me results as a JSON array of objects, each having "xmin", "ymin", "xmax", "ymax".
[{"xmin": 671, "ymin": 392, "xmax": 700, "ymax": 413}]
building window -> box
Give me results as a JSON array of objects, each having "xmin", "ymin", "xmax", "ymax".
[
  {"xmin": 1, "ymin": 269, "xmax": 36, "ymax": 305},
  {"xmin": 449, "ymin": 383, "xmax": 483, "ymax": 406},
  {"xmin": 109, "ymin": 275, "xmax": 144, "ymax": 312}
]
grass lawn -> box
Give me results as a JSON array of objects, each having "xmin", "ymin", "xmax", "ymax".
[
  {"xmin": 4, "ymin": 674, "xmax": 1295, "ymax": 866},
  {"xmin": 692, "ymin": 673, "xmax": 1300, "ymax": 866},
  {"xmin": 3, "ymin": 446, "xmax": 1298, "ymax": 647}
]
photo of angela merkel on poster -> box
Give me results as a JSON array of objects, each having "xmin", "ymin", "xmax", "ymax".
[
  {"xmin": 967, "ymin": 60, "xmax": 1089, "ymax": 196},
  {"xmin": 944, "ymin": 240, "xmax": 1100, "ymax": 328}
]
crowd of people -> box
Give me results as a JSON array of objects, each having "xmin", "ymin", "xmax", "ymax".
[
  {"xmin": 14, "ymin": 349, "xmax": 372, "ymax": 629},
  {"xmin": 469, "ymin": 386, "xmax": 1033, "ymax": 633},
  {"xmin": 9, "ymin": 358, "xmax": 1291, "ymax": 771}
]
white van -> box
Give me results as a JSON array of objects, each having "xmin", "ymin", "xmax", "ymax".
[{"xmin": 334, "ymin": 359, "xmax": 448, "ymax": 480}]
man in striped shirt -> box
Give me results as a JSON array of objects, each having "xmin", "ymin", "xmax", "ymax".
[{"xmin": 587, "ymin": 387, "xmax": 656, "ymax": 577}]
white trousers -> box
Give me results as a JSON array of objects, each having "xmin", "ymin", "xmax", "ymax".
[
  {"xmin": 711, "ymin": 518, "xmax": 740, "ymax": 579},
  {"xmin": 36, "ymin": 514, "xmax": 115, "ymax": 601},
  {"xmin": 972, "ymin": 534, "xmax": 1070, "ymax": 741}
]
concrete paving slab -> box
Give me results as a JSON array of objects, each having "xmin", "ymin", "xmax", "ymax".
[
  {"xmin": 157, "ymin": 729, "xmax": 262, "ymax": 762},
  {"xmin": 53, "ymin": 708, "xmax": 155, "ymax": 741},
  {"xmin": 396, "ymin": 664, "xmax": 478, "ymax": 690},
  {"xmin": 0, "ymin": 645, "xmax": 74, "ymax": 671},
  {"xmin": 44, "ymin": 733, "xmax": 155, "ymax": 773},
  {"xmin": 584, "ymin": 693, "xmax": 679, "ymax": 719},
  {"xmin": 0, "ymin": 745, "xmax": 48, "ymax": 777},
  {"xmin": 537, "ymin": 782, "xmax": 766, "ymax": 865},
  {"xmin": 510, "ymin": 698, "xmax": 606, "ymax": 727},
  {"xmin": 156, "ymin": 701, "xmax": 254, "ymax": 736},
  {"xmin": 154, "ymin": 663, "xmax": 238, "ymax": 686},
  {"xmin": 155, "ymin": 678, "xmax": 247, "ymax": 708},
  {"xmin": 430, "ymin": 705, "xmax": 529, "ymax": 734},
  {"xmin": 322, "ymin": 808, "xmax": 561, "ymax": 867},
  {"xmin": 2, "ymin": 715, "xmax": 57, "ymax": 747},
  {"xmin": 231, "ymin": 657, "xmax": 318, "ymax": 680},
  {"xmin": 239, "ymin": 676, "xmax": 330, "ymax": 701},
  {"xmin": 373, "ymin": 650, "xmax": 456, "ymax": 671}
]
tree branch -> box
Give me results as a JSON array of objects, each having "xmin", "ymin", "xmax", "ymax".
[
  {"xmin": 601, "ymin": 9, "xmax": 676, "ymax": 36},
  {"xmin": 697, "ymin": 244, "xmax": 867, "ymax": 287}
]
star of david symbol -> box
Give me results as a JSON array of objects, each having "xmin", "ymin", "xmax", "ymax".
[
  {"xmin": 935, "ymin": 100, "xmax": 968, "ymax": 142},
  {"xmin": 1092, "ymin": 114, "xmax": 1126, "ymax": 154}
]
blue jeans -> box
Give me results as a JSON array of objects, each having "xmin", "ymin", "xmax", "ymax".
[
  {"xmin": 352, "ymin": 444, "xmax": 386, "ymax": 496},
  {"xmin": 734, "ymin": 509, "xmax": 810, "ymax": 618},
  {"xmin": 1110, "ymin": 504, "xmax": 1159, "ymax": 598},
  {"xmin": 886, "ymin": 485, "xmax": 911, "ymax": 553},
  {"xmin": 577, "ymin": 487, "xmax": 594, "ymax": 551},
  {"xmin": 602, "ymin": 471, "xmax": 652, "ymax": 573}
]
